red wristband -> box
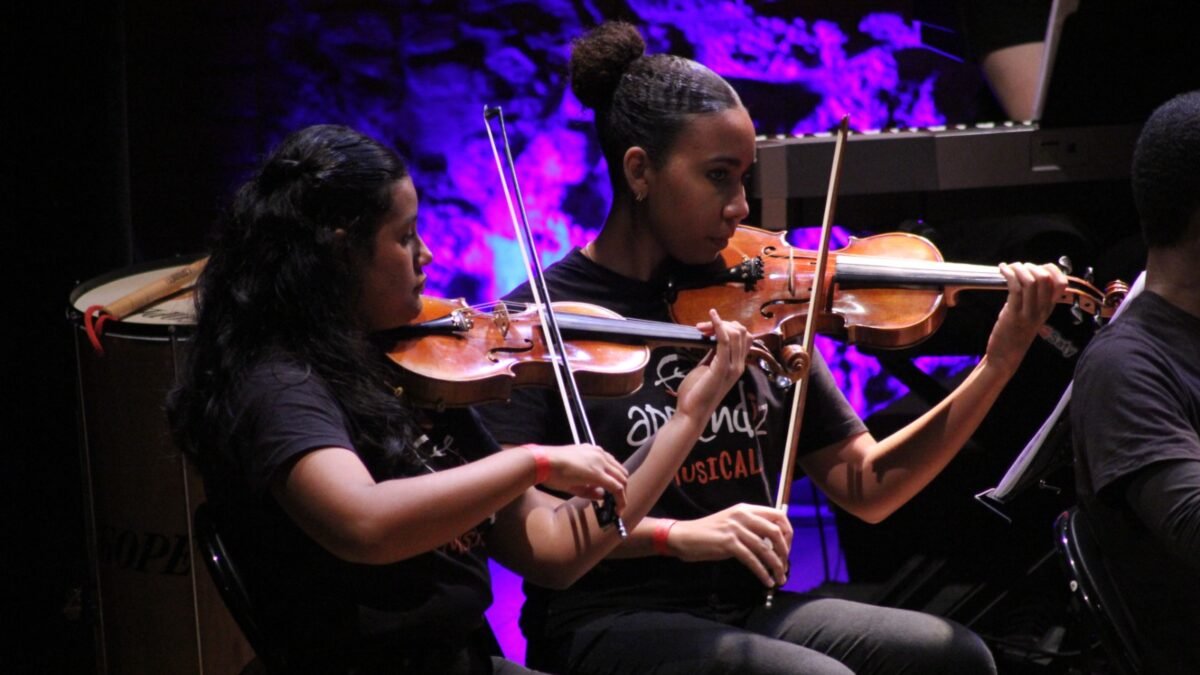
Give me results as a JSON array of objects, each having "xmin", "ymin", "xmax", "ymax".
[
  {"xmin": 529, "ymin": 446, "xmax": 551, "ymax": 484},
  {"xmin": 652, "ymin": 519, "xmax": 677, "ymax": 556}
]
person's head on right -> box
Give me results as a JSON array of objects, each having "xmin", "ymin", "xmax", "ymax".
[
  {"xmin": 1132, "ymin": 90, "xmax": 1200, "ymax": 250},
  {"xmin": 570, "ymin": 21, "xmax": 756, "ymax": 266}
]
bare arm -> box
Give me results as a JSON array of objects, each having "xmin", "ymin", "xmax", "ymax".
[
  {"xmin": 271, "ymin": 441, "xmax": 624, "ymax": 565},
  {"xmin": 606, "ymin": 506, "xmax": 793, "ymax": 589},
  {"xmin": 599, "ymin": 263, "xmax": 1066, "ymax": 588},
  {"xmin": 488, "ymin": 409, "xmax": 710, "ymax": 588},
  {"xmin": 981, "ymin": 42, "xmax": 1045, "ymax": 121},
  {"xmin": 800, "ymin": 262, "xmax": 1067, "ymax": 523},
  {"xmin": 601, "ymin": 442, "xmax": 792, "ymax": 590},
  {"xmin": 487, "ymin": 311, "xmax": 751, "ymax": 588}
]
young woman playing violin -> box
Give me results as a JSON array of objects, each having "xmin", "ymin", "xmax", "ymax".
[
  {"xmin": 475, "ymin": 22, "xmax": 1069, "ymax": 675},
  {"xmin": 167, "ymin": 123, "xmax": 752, "ymax": 675}
]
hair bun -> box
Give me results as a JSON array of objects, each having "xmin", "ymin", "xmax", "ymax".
[{"xmin": 570, "ymin": 21, "xmax": 646, "ymax": 110}]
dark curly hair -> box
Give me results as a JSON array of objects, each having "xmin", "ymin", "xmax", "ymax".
[
  {"xmin": 570, "ymin": 21, "xmax": 743, "ymax": 196},
  {"xmin": 168, "ymin": 124, "xmax": 423, "ymax": 480},
  {"xmin": 1132, "ymin": 90, "xmax": 1200, "ymax": 248}
]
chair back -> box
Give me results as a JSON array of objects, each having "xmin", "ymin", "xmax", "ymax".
[
  {"xmin": 193, "ymin": 501, "xmax": 287, "ymax": 673},
  {"xmin": 1053, "ymin": 506, "xmax": 1143, "ymax": 675}
]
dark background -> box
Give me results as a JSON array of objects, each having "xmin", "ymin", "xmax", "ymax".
[{"xmin": 10, "ymin": 3, "xmax": 256, "ymax": 669}]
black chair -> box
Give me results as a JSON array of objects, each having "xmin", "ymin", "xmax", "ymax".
[
  {"xmin": 193, "ymin": 501, "xmax": 287, "ymax": 674},
  {"xmin": 1053, "ymin": 507, "xmax": 1143, "ymax": 675},
  {"xmin": 194, "ymin": 502, "xmax": 508, "ymax": 671}
]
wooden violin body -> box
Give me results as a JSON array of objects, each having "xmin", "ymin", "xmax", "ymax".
[
  {"xmin": 381, "ymin": 297, "xmax": 650, "ymax": 408},
  {"xmin": 380, "ymin": 296, "xmax": 785, "ymax": 409},
  {"xmin": 670, "ymin": 225, "xmax": 1127, "ymax": 350}
]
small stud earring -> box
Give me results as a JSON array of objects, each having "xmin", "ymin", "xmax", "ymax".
[{"xmin": 635, "ymin": 191, "xmax": 646, "ymax": 203}]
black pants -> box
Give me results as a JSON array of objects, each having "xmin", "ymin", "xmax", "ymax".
[{"xmin": 526, "ymin": 591, "xmax": 995, "ymax": 675}]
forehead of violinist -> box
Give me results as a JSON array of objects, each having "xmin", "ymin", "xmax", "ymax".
[
  {"xmin": 667, "ymin": 108, "xmax": 756, "ymax": 166},
  {"xmin": 624, "ymin": 62, "xmax": 745, "ymax": 169}
]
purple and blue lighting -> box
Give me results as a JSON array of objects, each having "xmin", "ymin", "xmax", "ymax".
[{"xmin": 258, "ymin": 0, "xmax": 982, "ymax": 661}]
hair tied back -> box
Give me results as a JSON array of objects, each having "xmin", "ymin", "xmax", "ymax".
[
  {"xmin": 260, "ymin": 157, "xmax": 307, "ymax": 192},
  {"xmin": 570, "ymin": 21, "xmax": 646, "ymax": 111}
]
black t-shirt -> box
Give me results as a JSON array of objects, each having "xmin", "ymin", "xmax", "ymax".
[
  {"xmin": 205, "ymin": 359, "xmax": 497, "ymax": 673},
  {"xmin": 475, "ymin": 249, "xmax": 864, "ymax": 637},
  {"xmin": 1072, "ymin": 290, "xmax": 1200, "ymax": 672}
]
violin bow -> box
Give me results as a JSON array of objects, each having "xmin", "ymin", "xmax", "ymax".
[
  {"xmin": 482, "ymin": 105, "xmax": 627, "ymax": 538},
  {"xmin": 767, "ymin": 115, "xmax": 850, "ymax": 607}
]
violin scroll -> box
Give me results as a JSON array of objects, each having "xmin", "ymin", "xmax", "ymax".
[
  {"xmin": 779, "ymin": 343, "xmax": 809, "ymax": 379},
  {"xmin": 1063, "ymin": 274, "xmax": 1129, "ymax": 327}
]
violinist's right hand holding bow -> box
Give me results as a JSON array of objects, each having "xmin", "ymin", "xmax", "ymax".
[
  {"xmin": 523, "ymin": 442, "xmax": 629, "ymax": 511},
  {"xmin": 655, "ymin": 503, "xmax": 793, "ymax": 590}
]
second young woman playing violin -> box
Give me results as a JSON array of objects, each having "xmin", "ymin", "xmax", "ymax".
[
  {"xmin": 167, "ymin": 124, "xmax": 751, "ymax": 674},
  {"xmin": 477, "ymin": 21, "xmax": 1069, "ymax": 674}
]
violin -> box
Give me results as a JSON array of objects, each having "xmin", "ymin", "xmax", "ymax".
[
  {"xmin": 377, "ymin": 296, "xmax": 779, "ymax": 409},
  {"xmin": 669, "ymin": 225, "xmax": 1129, "ymax": 352}
]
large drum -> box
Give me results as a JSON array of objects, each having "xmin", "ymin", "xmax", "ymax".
[{"xmin": 70, "ymin": 258, "xmax": 254, "ymax": 675}]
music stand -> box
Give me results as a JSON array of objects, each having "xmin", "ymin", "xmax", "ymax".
[
  {"xmin": 976, "ymin": 383, "xmax": 1074, "ymax": 522},
  {"xmin": 976, "ymin": 272, "xmax": 1146, "ymax": 521}
]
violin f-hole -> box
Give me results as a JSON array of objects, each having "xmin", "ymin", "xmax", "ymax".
[
  {"xmin": 487, "ymin": 340, "xmax": 535, "ymax": 362},
  {"xmin": 760, "ymin": 297, "xmax": 809, "ymax": 319}
]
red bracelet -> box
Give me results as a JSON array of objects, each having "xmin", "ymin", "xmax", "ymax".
[
  {"xmin": 529, "ymin": 446, "xmax": 551, "ymax": 484},
  {"xmin": 652, "ymin": 519, "xmax": 677, "ymax": 556}
]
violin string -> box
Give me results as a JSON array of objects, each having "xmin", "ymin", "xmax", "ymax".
[
  {"xmin": 467, "ymin": 300, "xmax": 708, "ymax": 342},
  {"xmin": 836, "ymin": 255, "xmax": 1003, "ymax": 282},
  {"xmin": 834, "ymin": 255, "xmax": 1104, "ymax": 302},
  {"xmin": 560, "ymin": 314, "xmax": 709, "ymax": 343}
]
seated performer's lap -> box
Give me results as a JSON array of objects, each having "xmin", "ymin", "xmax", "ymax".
[{"xmin": 526, "ymin": 592, "xmax": 996, "ymax": 675}]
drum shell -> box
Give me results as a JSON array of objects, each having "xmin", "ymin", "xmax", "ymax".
[{"xmin": 71, "ymin": 261, "xmax": 253, "ymax": 675}]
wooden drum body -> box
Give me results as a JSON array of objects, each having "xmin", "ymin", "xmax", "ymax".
[{"xmin": 70, "ymin": 259, "xmax": 253, "ymax": 675}]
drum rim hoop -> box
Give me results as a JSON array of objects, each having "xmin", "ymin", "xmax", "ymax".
[{"xmin": 68, "ymin": 254, "xmax": 204, "ymax": 336}]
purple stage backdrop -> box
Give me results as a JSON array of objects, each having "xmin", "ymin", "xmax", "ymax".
[{"xmin": 249, "ymin": 0, "xmax": 985, "ymax": 422}]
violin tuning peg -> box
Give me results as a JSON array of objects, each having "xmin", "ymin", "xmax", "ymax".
[
  {"xmin": 1070, "ymin": 302, "xmax": 1086, "ymax": 325},
  {"xmin": 1056, "ymin": 256, "xmax": 1073, "ymax": 275},
  {"xmin": 1084, "ymin": 266, "xmax": 1095, "ymax": 285}
]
